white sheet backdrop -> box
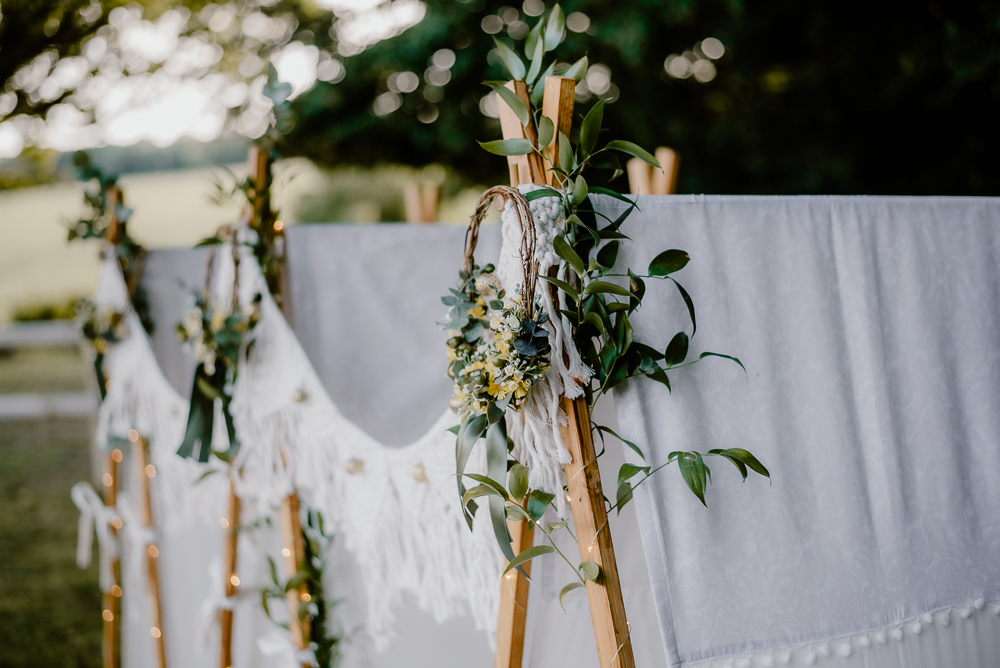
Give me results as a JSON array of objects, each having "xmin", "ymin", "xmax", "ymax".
[{"xmin": 602, "ymin": 195, "xmax": 1000, "ymax": 667}]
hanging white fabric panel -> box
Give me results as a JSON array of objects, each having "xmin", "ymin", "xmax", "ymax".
[
  {"xmin": 283, "ymin": 223, "xmax": 668, "ymax": 668},
  {"xmin": 602, "ymin": 195, "xmax": 1000, "ymax": 668}
]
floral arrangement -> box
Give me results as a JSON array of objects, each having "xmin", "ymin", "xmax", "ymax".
[
  {"xmin": 445, "ymin": 5, "xmax": 770, "ymax": 587},
  {"xmin": 75, "ymin": 298, "xmax": 128, "ymax": 400},
  {"xmin": 175, "ymin": 281, "xmax": 261, "ymax": 464},
  {"xmin": 443, "ymin": 263, "xmax": 550, "ymax": 420}
]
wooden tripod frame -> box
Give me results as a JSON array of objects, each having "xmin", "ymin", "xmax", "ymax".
[
  {"xmin": 492, "ymin": 76, "xmax": 637, "ymax": 668},
  {"xmin": 217, "ymin": 147, "xmax": 311, "ymax": 668},
  {"xmin": 102, "ymin": 447, "xmax": 122, "ymax": 668}
]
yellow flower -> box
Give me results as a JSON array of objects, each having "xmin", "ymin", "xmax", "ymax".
[
  {"xmin": 210, "ymin": 310, "xmax": 226, "ymax": 333},
  {"xmin": 446, "ymin": 346, "xmax": 457, "ymax": 362},
  {"xmin": 469, "ymin": 304, "xmax": 486, "ymax": 318}
]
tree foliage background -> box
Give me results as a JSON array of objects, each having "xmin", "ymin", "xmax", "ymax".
[{"xmin": 2, "ymin": 0, "xmax": 998, "ymax": 195}]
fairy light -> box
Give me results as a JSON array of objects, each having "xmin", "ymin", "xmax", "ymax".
[
  {"xmin": 220, "ymin": 518, "xmax": 229, "ymax": 528},
  {"xmin": 505, "ymin": 574, "xmax": 512, "ymax": 580},
  {"xmin": 102, "ymin": 473, "xmax": 113, "ymax": 487},
  {"xmin": 274, "ymin": 220, "xmax": 284, "ymax": 232},
  {"xmin": 148, "ymin": 545, "xmax": 159, "ymax": 558},
  {"xmin": 230, "ymin": 575, "xmax": 240, "ymax": 587},
  {"xmin": 111, "ymin": 516, "xmax": 123, "ymax": 529},
  {"xmin": 103, "ymin": 609, "xmax": 114, "ymax": 622},
  {"xmin": 150, "ymin": 627, "xmax": 161, "ymax": 638},
  {"xmin": 588, "ymin": 546, "xmax": 593, "ymax": 553},
  {"xmin": 111, "ymin": 449, "xmax": 123, "ymax": 463},
  {"xmin": 281, "ymin": 548, "xmax": 291, "ymax": 557},
  {"xmin": 105, "ymin": 380, "xmax": 113, "ymax": 392},
  {"xmin": 111, "ymin": 585, "xmax": 122, "ymax": 597},
  {"xmin": 302, "ymin": 593, "xmax": 311, "ymax": 602},
  {"xmin": 128, "ymin": 429, "xmax": 139, "ymax": 442},
  {"xmin": 145, "ymin": 465, "xmax": 156, "ymax": 478}
]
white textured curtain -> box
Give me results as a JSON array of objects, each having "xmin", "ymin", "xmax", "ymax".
[{"xmin": 601, "ymin": 195, "xmax": 1000, "ymax": 667}]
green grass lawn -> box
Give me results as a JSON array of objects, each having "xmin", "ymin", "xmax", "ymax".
[{"xmin": 0, "ymin": 347, "xmax": 101, "ymax": 667}]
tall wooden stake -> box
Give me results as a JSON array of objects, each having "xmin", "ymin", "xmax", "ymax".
[
  {"xmin": 131, "ymin": 432, "xmax": 168, "ymax": 668},
  {"xmin": 103, "ymin": 448, "xmax": 122, "ymax": 668},
  {"xmin": 627, "ymin": 147, "xmax": 680, "ymax": 195},
  {"xmin": 494, "ymin": 76, "xmax": 636, "ymax": 668},
  {"xmin": 219, "ymin": 481, "xmax": 239, "ymax": 668}
]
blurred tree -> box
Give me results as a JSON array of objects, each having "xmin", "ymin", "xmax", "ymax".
[
  {"xmin": 2, "ymin": 0, "xmax": 998, "ymax": 194},
  {"xmin": 279, "ymin": 0, "xmax": 1000, "ymax": 195}
]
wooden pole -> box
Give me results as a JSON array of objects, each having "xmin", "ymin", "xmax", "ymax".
[
  {"xmin": 540, "ymin": 77, "xmax": 576, "ymax": 186},
  {"xmin": 650, "ymin": 147, "xmax": 680, "ymax": 195},
  {"xmin": 561, "ymin": 397, "xmax": 635, "ymax": 668},
  {"xmin": 497, "ymin": 81, "xmax": 546, "ymax": 187},
  {"xmin": 494, "ymin": 76, "xmax": 636, "ymax": 668},
  {"xmin": 627, "ymin": 147, "xmax": 680, "ymax": 196},
  {"xmin": 493, "ymin": 76, "xmax": 574, "ymax": 668},
  {"xmin": 103, "ymin": 447, "xmax": 122, "ymax": 668},
  {"xmin": 219, "ymin": 481, "xmax": 239, "ymax": 668},
  {"xmin": 131, "ymin": 432, "xmax": 168, "ymax": 668}
]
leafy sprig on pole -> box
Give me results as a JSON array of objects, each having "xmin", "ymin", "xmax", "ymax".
[{"xmin": 445, "ymin": 5, "xmax": 769, "ymax": 580}]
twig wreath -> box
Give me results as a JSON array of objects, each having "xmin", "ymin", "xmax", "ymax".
[{"xmin": 442, "ymin": 5, "xmax": 769, "ymax": 593}]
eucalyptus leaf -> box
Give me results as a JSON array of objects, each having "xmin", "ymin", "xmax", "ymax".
[
  {"xmin": 699, "ymin": 352, "xmax": 747, "ymax": 378},
  {"xmin": 571, "ymin": 174, "xmax": 589, "ymax": 205},
  {"xmin": 616, "ymin": 481, "xmax": 633, "ymax": 513},
  {"xmin": 552, "ymin": 234, "xmax": 585, "ymax": 275},
  {"xmin": 596, "ymin": 240, "xmax": 620, "ymax": 269},
  {"xmin": 605, "ymin": 139, "xmax": 661, "ymax": 168},
  {"xmin": 525, "ymin": 17, "xmax": 543, "ymax": 58},
  {"xmin": 558, "ymin": 131, "xmax": 574, "ymax": 174},
  {"xmin": 478, "ymin": 138, "xmax": 533, "ymax": 156},
  {"xmin": 485, "ymin": 422, "xmax": 519, "ymax": 567},
  {"xmin": 464, "ymin": 473, "xmax": 509, "ymax": 501},
  {"xmin": 527, "ymin": 489, "xmax": 555, "ymax": 522},
  {"xmin": 543, "ymin": 4, "xmax": 565, "ymax": 52},
  {"xmin": 536, "ymin": 115, "xmax": 555, "ymax": 151},
  {"xmin": 509, "ymin": 463, "xmax": 529, "ymax": 502},
  {"xmin": 485, "ymin": 81, "xmax": 530, "ymax": 127},
  {"xmin": 503, "ymin": 545, "xmax": 555, "ymax": 575},
  {"xmin": 525, "ymin": 186, "xmax": 561, "ymax": 201},
  {"xmin": 505, "ymin": 503, "xmax": 531, "ymax": 522},
  {"xmin": 617, "ymin": 462, "xmax": 650, "ymax": 488},
  {"xmin": 463, "ymin": 484, "xmax": 503, "ymax": 508},
  {"xmin": 648, "ymin": 249, "xmax": 690, "ymax": 276},
  {"xmin": 540, "ymin": 275, "xmax": 580, "ymax": 302},
  {"xmin": 563, "ymin": 55, "xmax": 588, "ymax": 82},
  {"xmin": 525, "ymin": 35, "xmax": 545, "ymax": 85},
  {"xmin": 580, "ymin": 101, "xmax": 604, "ymax": 155},
  {"xmin": 583, "ymin": 280, "xmax": 632, "ymax": 297},
  {"xmin": 579, "ymin": 560, "xmax": 601, "ymax": 582},
  {"xmin": 493, "ymin": 37, "xmax": 526, "ymax": 80},
  {"xmin": 559, "ymin": 581, "xmax": 585, "ymax": 611},
  {"xmin": 664, "ymin": 332, "xmax": 689, "ymax": 366}
]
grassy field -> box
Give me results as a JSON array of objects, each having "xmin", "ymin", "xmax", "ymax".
[{"xmin": 0, "ymin": 347, "xmax": 102, "ymax": 667}]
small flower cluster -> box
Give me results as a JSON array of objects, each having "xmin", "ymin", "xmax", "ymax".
[
  {"xmin": 442, "ymin": 264, "xmax": 550, "ymax": 420},
  {"xmin": 175, "ymin": 292, "xmax": 261, "ymax": 376},
  {"xmin": 76, "ymin": 299, "xmax": 128, "ymax": 354}
]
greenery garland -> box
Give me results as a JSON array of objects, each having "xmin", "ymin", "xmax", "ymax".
[
  {"xmin": 261, "ymin": 510, "xmax": 345, "ymax": 668},
  {"xmin": 444, "ymin": 5, "xmax": 770, "ymax": 591},
  {"xmin": 74, "ymin": 298, "xmax": 128, "ymax": 400}
]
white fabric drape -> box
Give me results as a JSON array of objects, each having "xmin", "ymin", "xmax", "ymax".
[{"xmin": 602, "ymin": 195, "xmax": 1000, "ymax": 667}]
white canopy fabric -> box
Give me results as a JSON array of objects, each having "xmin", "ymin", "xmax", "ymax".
[{"xmin": 603, "ymin": 195, "xmax": 1000, "ymax": 667}]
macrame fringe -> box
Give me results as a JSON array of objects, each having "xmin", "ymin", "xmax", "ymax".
[
  {"xmin": 226, "ymin": 242, "xmax": 506, "ymax": 649},
  {"xmin": 495, "ymin": 185, "xmax": 593, "ymax": 517},
  {"xmin": 91, "ymin": 249, "xmax": 228, "ymax": 533}
]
